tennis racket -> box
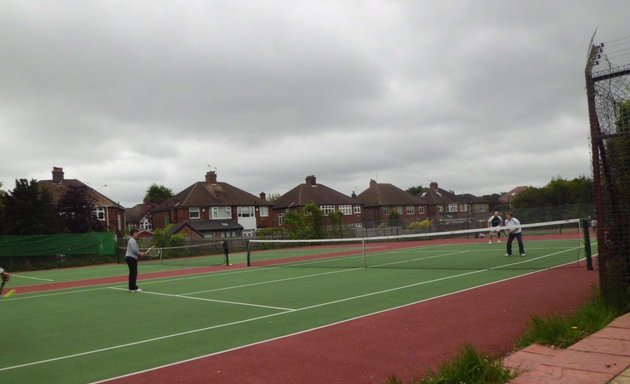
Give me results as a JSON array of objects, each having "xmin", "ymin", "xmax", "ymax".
[{"xmin": 144, "ymin": 246, "xmax": 154, "ymax": 256}]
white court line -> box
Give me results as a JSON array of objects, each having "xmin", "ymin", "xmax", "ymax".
[
  {"xmin": 108, "ymin": 287, "xmax": 295, "ymax": 311},
  {"xmin": 1, "ymin": 249, "xmax": 593, "ymax": 373},
  {"xmin": 11, "ymin": 274, "xmax": 55, "ymax": 282},
  {"xmin": 89, "ymin": 261, "xmax": 585, "ymax": 384},
  {"xmin": 0, "ymin": 268, "xmax": 484, "ymax": 373}
]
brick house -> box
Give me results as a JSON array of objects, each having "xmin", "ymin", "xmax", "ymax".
[
  {"xmin": 125, "ymin": 200, "xmax": 154, "ymax": 232},
  {"xmin": 355, "ymin": 179, "xmax": 429, "ymax": 228},
  {"xmin": 37, "ymin": 167, "xmax": 125, "ymax": 233},
  {"xmin": 421, "ymin": 182, "xmax": 489, "ymax": 226},
  {"xmin": 151, "ymin": 171, "xmax": 273, "ymax": 238},
  {"xmin": 273, "ymin": 175, "xmax": 363, "ymax": 226}
]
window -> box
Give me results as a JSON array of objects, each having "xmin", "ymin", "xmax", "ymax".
[
  {"xmin": 211, "ymin": 206, "xmax": 232, "ymax": 219},
  {"xmin": 189, "ymin": 207, "xmax": 200, "ymax": 219},
  {"xmin": 395, "ymin": 206, "xmax": 403, "ymax": 214},
  {"xmin": 405, "ymin": 206, "xmax": 415, "ymax": 215},
  {"xmin": 320, "ymin": 205, "xmax": 335, "ymax": 216},
  {"xmin": 278, "ymin": 212, "xmax": 285, "ymax": 225},
  {"xmin": 94, "ymin": 207, "xmax": 106, "ymax": 221},
  {"xmin": 418, "ymin": 206, "xmax": 425, "ymax": 214},
  {"xmin": 448, "ymin": 203, "xmax": 458, "ymax": 213},
  {"xmin": 339, "ymin": 205, "xmax": 352, "ymax": 215},
  {"xmin": 383, "ymin": 207, "xmax": 390, "ymax": 215},
  {"xmin": 237, "ymin": 206, "xmax": 254, "ymax": 218},
  {"xmin": 353, "ymin": 205, "xmax": 361, "ymax": 214},
  {"xmin": 437, "ymin": 205, "xmax": 444, "ymax": 213},
  {"xmin": 259, "ymin": 206, "xmax": 269, "ymax": 217}
]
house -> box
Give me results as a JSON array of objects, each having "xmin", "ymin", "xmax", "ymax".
[
  {"xmin": 125, "ymin": 200, "xmax": 154, "ymax": 232},
  {"xmin": 421, "ymin": 182, "xmax": 489, "ymax": 226},
  {"xmin": 151, "ymin": 170, "xmax": 272, "ymax": 238},
  {"xmin": 499, "ymin": 186, "xmax": 529, "ymax": 207},
  {"xmin": 37, "ymin": 167, "xmax": 125, "ymax": 233},
  {"xmin": 273, "ymin": 175, "xmax": 363, "ymax": 226},
  {"xmin": 355, "ymin": 179, "xmax": 428, "ymax": 228}
]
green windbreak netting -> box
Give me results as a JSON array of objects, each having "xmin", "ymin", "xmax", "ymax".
[{"xmin": 0, "ymin": 232, "xmax": 116, "ymax": 257}]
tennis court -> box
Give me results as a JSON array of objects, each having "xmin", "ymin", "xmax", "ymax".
[{"xmin": 0, "ymin": 220, "xmax": 594, "ymax": 384}]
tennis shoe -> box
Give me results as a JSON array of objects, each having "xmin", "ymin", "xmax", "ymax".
[
  {"xmin": 504, "ymin": 253, "xmax": 510, "ymax": 257},
  {"xmin": 488, "ymin": 240, "xmax": 492, "ymax": 244},
  {"xmin": 498, "ymin": 240, "xmax": 501, "ymax": 243},
  {"xmin": 520, "ymin": 253, "xmax": 526, "ymax": 256}
]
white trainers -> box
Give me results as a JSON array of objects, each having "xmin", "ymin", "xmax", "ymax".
[
  {"xmin": 130, "ymin": 288, "xmax": 143, "ymax": 293},
  {"xmin": 520, "ymin": 254, "xmax": 526, "ymax": 257},
  {"xmin": 498, "ymin": 240, "xmax": 501, "ymax": 243},
  {"xmin": 488, "ymin": 240, "xmax": 492, "ymax": 244},
  {"xmin": 504, "ymin": 253, "xmax": 510, "ymax": 256}
]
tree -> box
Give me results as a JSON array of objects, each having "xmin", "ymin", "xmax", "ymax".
[
  {"xmin": 57, "ymin": 184, "xmax": 105, "ymax": 233},
  {"xmin": 144, "ymin": 184, "xmax": 173, "ymax": 204},
  {"xmin": 282, "ymin": 203, "xmax": 325, "ymax": 239},
  {"xmin": 266, "ymin": 193, "xmax": 281, "ymax": 204},
  {"xmin": 511, "ymin": 176, "xmax": 593, "ymax": 221},
  {"xmin": 1, "ymin": 179, "xmax": 60, "ymax": 234},
  {"xmin": 406, "ymin": 185, "xmax": 425, "ymax": 196},
  {"xmin": 282, "ymin": 210, "xmax": 306, "ymax": 239},
  {"xmin": 302, "ymin": 202, "xmax": 325, "ymax": 239},
  {"xmin": 328, "ymin": 210, "xmax": 345, "ymax": 238}
]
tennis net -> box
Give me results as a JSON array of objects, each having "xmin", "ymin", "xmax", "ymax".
[
  {"xmin": 145, "ymin": 241, "xmax": 227, "ymax": 267},
  {"xmin": 246, "ymin": 219, "xmax": 591, "ymax": 270}
]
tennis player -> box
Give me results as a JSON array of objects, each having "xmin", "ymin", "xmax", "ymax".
[
  {"xmin": 125, "ymin": 229, "xmax": 146, "ymax": 292},
  {"xmin": 504, "ymin": 211, "xmax": 525, "ymax": 256},
  {"xmin": 0, "ymin": 267, "xmax": 10, "ymax": 284},
  {"xmin": 487, "ymin": 211, "xmax": 502, "ymax": 244}
]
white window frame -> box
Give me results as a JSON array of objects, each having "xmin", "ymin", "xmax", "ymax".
[
  {"xmin": 383, "ymin": 207, "xmax": 390, "ymax": 215},
  {"xmin": 339, "ymin": 205, "xmax": 352, "ymax": 215},
  {"xmin": 353, "ymin": 205, "xmax": 361, "ymax": 214},
  {"xmin": 437, "ymin": 205, "xmax": 444, "ymax": 213},
  {"xmin": 448, "ymin": 203, "xmax": 458, "ymax": 213},
  {"xmin": 237, "ymin": 206, "xmax": 254, "ymax": 218},
  {"xmin": 418, "ymin": 206, "xmax": 425, "ymax": 214},
  {"xmin": 405, "ymin": 206, "xmax": 415, "ymax": 215},
  {"xmin": 320, "ymin": 205, "xmax": 335, "ymax": 216},
  {"xmin": 94, "ymin": 207, "xmax": 106, "ymax": 221},
  {"xmin": 211, "ymin": 206, "xmax": 232, "ymax": 219},
  {"xmin": 189, "ymin": 207, "xmax": 201, "ymax": 220},
  {"xmin": 259, "ymin": 206, "xmax": 269, "ymax": 217}
]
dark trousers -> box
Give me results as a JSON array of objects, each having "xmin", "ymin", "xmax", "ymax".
[
  {"xmin": 126, "ymin": 257, "xmax": 138, "ymax": 290},
  {"xmin": 507, "ymin": 232, "xmax": 525, "ymax": 255}
]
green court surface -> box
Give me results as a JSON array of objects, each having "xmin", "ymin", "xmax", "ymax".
[{"xmin": 0, "ymin": 238, "xmax": 594, "ymax": 384}]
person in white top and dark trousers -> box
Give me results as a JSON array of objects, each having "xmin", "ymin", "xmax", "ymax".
[{"xmin": 504, "ymin": 211, "xmax": 525, "ymax": 256}]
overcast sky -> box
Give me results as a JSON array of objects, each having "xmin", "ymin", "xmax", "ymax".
[{"xmin": 1, "ymin": 1, "xmax": 629, "ymax": 207}]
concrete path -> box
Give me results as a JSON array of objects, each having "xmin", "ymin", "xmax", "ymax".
[{"xmin": 504, "ymin": 312, "xmax": 630, "ymax": 383}]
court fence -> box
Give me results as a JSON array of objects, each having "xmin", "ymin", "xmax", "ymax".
[{"xmin": 586, "ymin": 36, "xmax": 630, "ymax": 305}]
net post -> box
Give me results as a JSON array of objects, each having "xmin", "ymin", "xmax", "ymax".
[
  {"xmin": 362, "ymin": 238, "xmax": 367, "ymax": 268},
  {"xmin": 581, "ymin": 218, "xmax": 594, "ymax": 271},
  {"xmin": 246, "ymin": 240, "xmax": 252, "ymax": 267}
]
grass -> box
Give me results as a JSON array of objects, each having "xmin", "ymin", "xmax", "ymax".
[
  {"xmin": 388, "ymin": 287, "xmax": 623, "ymax": 384},
  {"xmin": 388, "ymin": 345, "xmax": 513, "ymax": 384},
  {"xmin": 516, "ymin": 289, "xmax": 621, "ymax": 349}
]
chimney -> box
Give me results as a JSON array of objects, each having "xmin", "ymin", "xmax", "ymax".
[
  {"xmin": 370, "ymin": 179, "xmax": 377, "ymax": 188},
  {"xmin": 205, "ymin": 171, "xmax": 217, "ymax": 184},
  {"xmin": 259, "ymin": 192, "xmax": 266, "ymax": 200},
  {"xmin": 430, "ymin": 182, "xmax": 438, "ymax": 190},
  {"xmin": 305, "ymin": 175, "xmax": 317, "ymax": 186},
  {"xmin": 52, "ymin": 167, "xmax": 64, "ymax": 183}
]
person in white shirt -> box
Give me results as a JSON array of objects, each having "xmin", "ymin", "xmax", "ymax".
[
  {"xmin": 504, "ymin": 211, "xmax": 525, "ymax": 256},
  {"xmin": 487, "ymin": 211, "xmax": 502, "ymax": 244}
]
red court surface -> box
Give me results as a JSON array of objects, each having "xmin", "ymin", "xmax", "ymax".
[{"xmin": 94, "ymin": 266, "xmax": 599, "ymax": 384}]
